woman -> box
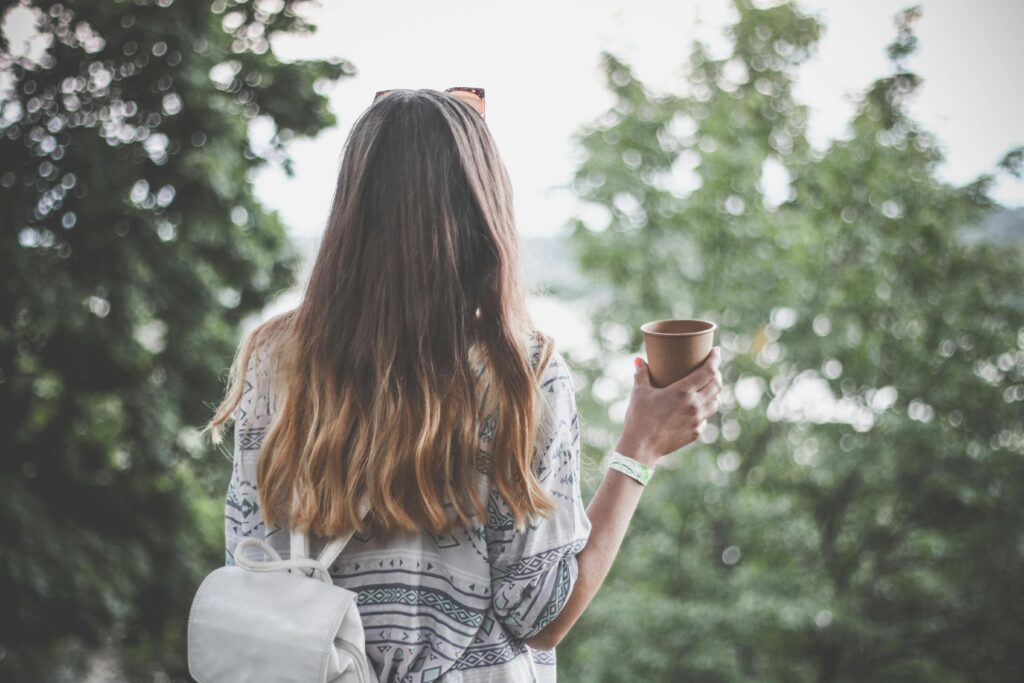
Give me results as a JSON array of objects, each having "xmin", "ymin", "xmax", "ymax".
[{"xmin": 203, "ymin": 87, "xmax": 722, "ymax": 682}]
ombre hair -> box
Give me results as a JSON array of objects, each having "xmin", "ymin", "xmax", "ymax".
[{"xmin": 203, "ymin": 89, "xmax": 557, "ymax": 538}]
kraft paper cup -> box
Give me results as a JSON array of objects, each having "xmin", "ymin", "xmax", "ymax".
[{"xmin": 640, "ymin": 319, "xmax": 717, "ymax": 389}]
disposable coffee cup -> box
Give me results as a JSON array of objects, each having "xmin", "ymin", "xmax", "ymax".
[{"xmin": 640, "ymin": 319, "xmax": 717, "ymax": 389}]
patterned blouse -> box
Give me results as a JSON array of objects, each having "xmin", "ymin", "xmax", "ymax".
[{"xmin": 224, "ymin": 334, "xmax": 592, "ymax": 682}]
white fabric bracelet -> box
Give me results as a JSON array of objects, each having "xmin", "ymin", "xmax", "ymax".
[{"xmin": 607, "ymin": 450, "xmax": 655, "ymax": 486}]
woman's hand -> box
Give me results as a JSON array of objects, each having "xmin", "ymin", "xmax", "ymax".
[{"xmin": 615, "ymin": 347, "xmax": 723, "ymax": 467}]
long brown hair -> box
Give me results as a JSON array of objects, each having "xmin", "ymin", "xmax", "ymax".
[{"xmin": 203, "ymin": 88, "xmax": 558, "ymax": 538}]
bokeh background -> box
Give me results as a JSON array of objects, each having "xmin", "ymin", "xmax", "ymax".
[{"xmin": 2, "ymin": 0, "xmax": 1022, "ymax": 680}]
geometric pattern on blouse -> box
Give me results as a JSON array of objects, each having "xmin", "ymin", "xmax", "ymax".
[{"xmin": 224, "ymin": 333, "xmax": 591, "ymax": 683}]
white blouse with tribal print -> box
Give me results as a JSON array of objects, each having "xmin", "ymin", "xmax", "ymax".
[{"xmin": 224, "ymin": 333, "xmax": 592, "ymax": 682}]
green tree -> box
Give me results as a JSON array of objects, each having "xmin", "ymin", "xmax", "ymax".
[
  {"xmin": 0, "ymin": 0, "xmax": 353, "ymax": 678},
  {"xmin": 557, "ymin": 2, "xmax": 1024, "ymax": 681}
]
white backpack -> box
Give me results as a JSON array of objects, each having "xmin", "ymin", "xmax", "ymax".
[{"xmin": 187, "ymin": 498, "xmax": 379, "ymax": 683}]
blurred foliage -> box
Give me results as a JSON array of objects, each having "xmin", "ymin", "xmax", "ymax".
[
  {"xmin": 557, "ymin": 1, "xmax": 1024, "ymax": 681},
  {"xmin": 0, "ymin": 0, "xmax": 353, "ymax": 679}
]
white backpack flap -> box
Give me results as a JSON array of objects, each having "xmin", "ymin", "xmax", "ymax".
[{"xmin": 188, "ymin": 498, "xmax": 378, "ymax": 683}]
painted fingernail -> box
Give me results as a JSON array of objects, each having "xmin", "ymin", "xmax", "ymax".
[{"xmin": 634, "ymin": 356, "xmax": 643, "ymax": 368}]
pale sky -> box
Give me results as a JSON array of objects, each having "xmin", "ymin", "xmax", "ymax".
[{"xmin": 256, "ymin": 0, "xmax": 1024, "ymax": 240}]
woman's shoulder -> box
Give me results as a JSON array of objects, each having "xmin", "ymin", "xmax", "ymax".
[
  {"xmin": 475, "ymin": 331, "xmax": 573, "ymax": 421},
  {"xmin": 525, "ymin": 332, "xmax": 577, "ymax": 418},
  {"xmin": 526, "ymin": 329, "xmax": 562, "ymax": 378}
]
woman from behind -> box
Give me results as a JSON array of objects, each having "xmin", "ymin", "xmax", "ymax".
[{"xmin": 203, "ymin": 87, "xmax": 723, "ymax": 682}]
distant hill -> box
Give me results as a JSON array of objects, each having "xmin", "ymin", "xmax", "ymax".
[
  {"xmin": 280, "ymin": 204, "xmax": 1020, "ymax": 315},
  {"xmin": 521, "ymin": 234, "xmax": 589, "ymax": 299},
  {"xmin": 959, "ymin": 207, "xmax": 1024, "ymax": 249},
  {"xmin": 286, "ymin": 231, "xmax": 590, "ymax": 299}
]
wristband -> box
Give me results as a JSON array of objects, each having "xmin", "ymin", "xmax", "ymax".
[{"xmin": 607, "ymin": 450, "xmax": 655, "ymax": 486}]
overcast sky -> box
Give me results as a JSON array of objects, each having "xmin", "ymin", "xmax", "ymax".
[{"xmin": 254, "ymin": 0, "xmax": 1023, "ymax": 242}]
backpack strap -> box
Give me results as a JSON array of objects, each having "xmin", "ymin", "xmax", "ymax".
[
  {"xmin": 314, "ymin": 496, "xmax": 372, "ymax": 569},
  {"xmin": 289, "ymin": 488, "xmax": 310, "ymax": 561},
  {"xmin": 288, "ymin": 494, "xmax": 372, "ymax": 572},
  {"xmin": 234, "ymin": 537, "xmax": 336, "ymax": 585}
]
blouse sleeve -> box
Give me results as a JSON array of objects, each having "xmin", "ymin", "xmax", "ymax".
[
  {"xmin": 485, "ymin": 350, "xmax": 593, "ymax": 641},
  {"xmin": 224, "ymin": 343, "xmax": 274, "ymax": 566}
]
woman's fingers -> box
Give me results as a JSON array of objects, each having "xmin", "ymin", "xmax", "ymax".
[
  {"xmin": 670, "ymin": 348, "xmax": 721, "ymax": 394},
  {"xmin": 674, "ymin": 367, "xmax": 722, "ymax": 430},
  {"xmin": 695, "ymin": 368, "xmax": 723, "ymax": 402},
  {"xmin": 686, "ymin": 371, "xmax": 722, "ymax": 435},
  {"xmin": 701, "ymin": 394, "xmax": 721, "ymax": 420},
  {"xmin": 632, "ymin": 347, "xmax": 723, "ymax": 453}
]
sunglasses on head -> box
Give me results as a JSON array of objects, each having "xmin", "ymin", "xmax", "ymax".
[{"xmin": 373, "ymin": 86, "xmax": 486, "ymax": 118}]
